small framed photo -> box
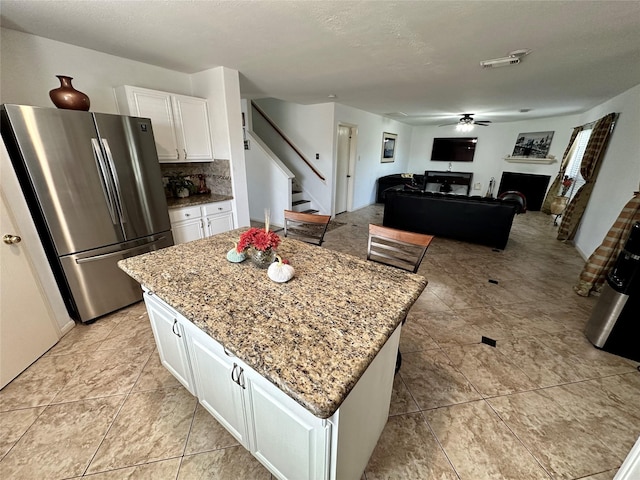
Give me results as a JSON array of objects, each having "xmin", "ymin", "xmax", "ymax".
[
  {"xmin": 512, "ymin": 131, "xmax": 554, "ymax": 158},
  {"xmin": 381, "ymin": 132, "xmax": 397, "ymax": 163}
]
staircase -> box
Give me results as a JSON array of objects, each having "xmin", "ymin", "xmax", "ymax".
[{"xmin": 291, "ymin": 180, "xmax": 318, "ymax": 214}]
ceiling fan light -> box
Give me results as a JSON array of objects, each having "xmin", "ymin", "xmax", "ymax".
[{"xmin": 456, "ymin": 123, "xmax": 474, "ymax": 132}]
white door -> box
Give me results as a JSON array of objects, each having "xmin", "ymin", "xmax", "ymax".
[
  {"xmin": 336, "ymin": 126, "xmax": 353, "ymax": 215},
  {"xmin": 187, "ymin": 330, "xmax": 250, "ymax": 447},
  {"xmin": 144, "ymin": 294, "xmax": 197, "ymax": 395},
  {"xmin": 172, "ymin": 95, "xmax": 214, "ymax": 161},
  {"xmin": 245, "ymin": 372, "xmax": 330, "ymax": 480},
  {"xmin": 130, "ymin": 88, "xmax": 180, "ymax": 161},
  {"xmin": 172, "ymin": 218, "xmax": 205, "ymax": 244},
  {"xmin": 205, "ymin": 213, "xmax": 234, "ymax": 237},
  {"xmin": 0, "ymin": 192, "xmax": 59, "ymax": 389}
]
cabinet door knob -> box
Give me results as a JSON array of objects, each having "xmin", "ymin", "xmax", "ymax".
[
  {"xmin": 231, "ymin": 363, "xmax": 239, "ymax": 384},
  {"xmin": 184, "ymin": 149, "xmax": 188, "ymax": 160},
  {"xmin": 185, "ymin": 213, "xmax": 190, "ymax": 217},
  {"xmin": 176, "ymin": 149, "xmax": 180, "ymax": 160}
]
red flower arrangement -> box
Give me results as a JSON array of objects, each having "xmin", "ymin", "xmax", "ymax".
[
  {"xmin": 561, "ymin": 175, "xmax": 574, "ymax": 196},
  {"xmin": 237, "ymin": 227, "xmax": 281, "ymax": 253}
]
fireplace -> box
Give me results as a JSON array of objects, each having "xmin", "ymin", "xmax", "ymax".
[{"xmin": 498, "ymin": 172, "xmax": 551, "ymax": 211}]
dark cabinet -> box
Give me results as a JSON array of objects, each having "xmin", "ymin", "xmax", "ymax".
[{"xmin": 423, "ymin": 171, "xmax": 473, "ymax": 195}]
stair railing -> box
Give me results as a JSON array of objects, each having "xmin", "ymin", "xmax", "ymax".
[{"xmin": 251, "ymin": 101, "xmax": 326, "ymax": 182}]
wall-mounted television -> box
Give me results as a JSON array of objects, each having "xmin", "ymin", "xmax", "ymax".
[{"xmin": 431, "ymin": 137, "xmax": 478, "ymax": 162}]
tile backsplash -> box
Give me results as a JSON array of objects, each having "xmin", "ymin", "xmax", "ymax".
[{"xmin": 160, "ymin": 161, "xmax": 232, "ymax": 197}]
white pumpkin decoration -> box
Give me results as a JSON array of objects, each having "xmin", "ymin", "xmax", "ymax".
[
  {"xmin": 226, "ymin": 242, "xmax": 246, "ymax": 263},
  {"xmin": 268, "ymin": 255, "xmax": 295, "ymax": 283}
]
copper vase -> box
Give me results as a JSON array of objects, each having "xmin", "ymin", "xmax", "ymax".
[{"xmin": 49, "ymin": 75, "xmax": 90, "ymax": 111}]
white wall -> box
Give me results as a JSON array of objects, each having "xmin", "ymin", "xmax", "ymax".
[
  {"xmin": 0, "ymin": 28, "xmax": 192, "ymax": 110},
  {"xmin": 408, "ymin": 115, "xmax": 579, "ymax": 197},
  {"xmin": 573, "ymin": 84, "xmax": 640, "ymax": 258},
  {"xmin": 253, "ymin": 98, "xmax": 335, "ymax": 215},
  {"xmin": 334, "ymin": 104, "xmax": 414, "ymax": 210},
  {"xmin": 244, "ymin": 131, "xmax": 294, "ymax": 227},
  {"xmin": 191, "ymin": 67, "xmax": 251, "ymax": 227},
  {"xmin": 407, "ymin": 84, "xmax": 640, "ymax": 258}
]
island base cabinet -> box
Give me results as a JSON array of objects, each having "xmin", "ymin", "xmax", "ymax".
[
  {"xmin": 184, "ymin": 321, "xmax": 331, "ymax": 480},
  {"xmin": 187, "ymin": 327, "xmax": 251, "ymax": 447},
  {"xmin": 329, "ymin": 325, "xmax": 400, "ymax": 480},
  {"xmin": 143, "ymin": 292, "xmax": 197, "ymax": 396},
  {"xmin": 141, "ymin": 291, "xmax": 400, "ymax": 480},
  {"xmin": 245, "ymin": 372, "xmax": 331, "ymax": 480}
]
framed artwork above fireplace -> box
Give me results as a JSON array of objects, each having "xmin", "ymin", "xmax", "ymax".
[{"xmin": 512, "ymin": 131, "xmax": 554, "ymax": 158}]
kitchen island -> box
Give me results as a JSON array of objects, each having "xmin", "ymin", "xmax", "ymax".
[{"xmin": 118, "ymin": 229, "xmax": 427, "ymax": 480}]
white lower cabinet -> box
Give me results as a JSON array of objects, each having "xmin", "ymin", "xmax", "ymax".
[
  {"xmin": 171, "ymin": 217, "xmax": 205, "ymax": 244},
  {"xmin": 187, "ymin": 326, "xmax": 251, "ymax": 446},
  {"xmin": 244, "ymin": 370, "xmax": 330, "ymax": 480},
  {"xmin": 184, "ymin": 320, "xmax": 330, "ymax": 480},
  {"xmin": 144, "ymin": 292, "xmax": 197, "ymax": 396},
  {"xmin": 169, "ymin": 200, "xmax": 234, "ymax": 244},
  {"xmin": 142, "ymin": 290, "xmax": 400, "ymax": 480}
]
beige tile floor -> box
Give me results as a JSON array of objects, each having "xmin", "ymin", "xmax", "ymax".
[{"xmin": 1, "ymin": 205, "xmax": 638, "ymax": 479}]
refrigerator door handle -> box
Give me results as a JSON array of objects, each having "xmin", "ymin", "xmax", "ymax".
[
  {"xmin": 100, "ymin": 138, "xmax": 127, "ymax": 225},
  {"xmin": 91, "ymin": 138, "xmax": 118, "ymax": 225},
  {"xmin": 75, "ymin": 236, "xmax": 168, "ymax": 264}
]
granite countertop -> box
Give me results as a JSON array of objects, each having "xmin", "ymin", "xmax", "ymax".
[
  {"xmin": 166, "ymin": 193, "xmax": 233, "ymax": 209},
  {"xmin": 118, "ymin": 229, "xmax": 427, "ymax": 418}
]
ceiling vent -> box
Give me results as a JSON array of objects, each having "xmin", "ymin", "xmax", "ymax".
[{"xmin": 480, "ymin": 49, "xmax": 531, "ymax": 69}]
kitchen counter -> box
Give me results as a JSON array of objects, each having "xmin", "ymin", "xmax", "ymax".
[
  {"xmin": 166, "ymin": 193, "xmax": 233, "ymax": 209},
  {"xmin": 118, "ymin": 229, "xmax": 427, "ymax": 418}
]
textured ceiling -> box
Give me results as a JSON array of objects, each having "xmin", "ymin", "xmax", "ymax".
[{"xmin": 2, "ymin": 0, "xmax": 639, "ymax": 125}]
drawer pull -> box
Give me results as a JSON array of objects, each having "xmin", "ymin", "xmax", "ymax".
[
  {"xmin": 171, "ymin": 319, "xmax": 181, "ymax": 338},
  {"xmin": 185, "ymin": 213, "xmax": 190, "ymax": 217}
]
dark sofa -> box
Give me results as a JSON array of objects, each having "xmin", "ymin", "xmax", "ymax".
[
  {"xmin": 377, "ymin": 174, "xmax": 424, "ymax": 203},
  {"xmin": 383, "ymin": 189, "xmax": 520, "ymax": 249}
]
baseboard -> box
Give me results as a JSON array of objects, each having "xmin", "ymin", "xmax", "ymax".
[
  {"xmin": 59, "ymin": 318, "xmax": 76, "ymax": 337},
  {"xmin": 575, "ymin": 243, "xmax": 589, "ymax": 261},
  {"xmin": 614, "ymin": 436, "xmax": 640, "ymax": 480}
]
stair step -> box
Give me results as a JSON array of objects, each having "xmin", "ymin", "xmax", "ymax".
[
  {"xmin": 302, "ymin": 209, "xmax": 319, "ymax": 214},
  {"xmin": 292, "ymin": 189, "xmax": 302, "ymax": 194},
  {"xmin": 292, "ymin": 199, "xmax": 312, "ymax": 213}
]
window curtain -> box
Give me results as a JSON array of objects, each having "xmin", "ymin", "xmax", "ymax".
[
  {"xmin": 557, "ymin": 112, "xmax": 618, "ymax": 241},
  {"xmin": 574, "ymin": 190, "xmax": 640, "ymax": 296},
  {"xmin": 541, "ymin": 127, "xmax": 582, "ymax": 214}
]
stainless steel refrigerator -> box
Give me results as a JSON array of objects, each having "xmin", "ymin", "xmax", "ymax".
[{"xmin": 1, "ymin": 104, "xmax": 174, "ymax": 323}]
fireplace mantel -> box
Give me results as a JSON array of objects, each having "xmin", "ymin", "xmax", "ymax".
[{"xmin": 504, "ymin": 156, "xmax": 557, "ymax": 164}]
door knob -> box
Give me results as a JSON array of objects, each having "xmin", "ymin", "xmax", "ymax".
[{"xmin": 3, "ymin": 234, "xmax": 22, "ymax": 245}]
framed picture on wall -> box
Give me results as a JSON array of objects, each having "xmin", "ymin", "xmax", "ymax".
[
  {"xmin": 512, "ymin": 131, "xmax": 554, "ymax": 158},
  {"xmin": 381, "ymin": 132, "xmax": 397, "ymax": 163}
]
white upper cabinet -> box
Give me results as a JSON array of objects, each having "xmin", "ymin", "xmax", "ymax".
[
  {"xmin": 171, "ymin": 95, "xmax": 214, "ymax": 161},
  {"xmin": 116, "ymin": 85, "xmax": 214, "ymax": 162}
]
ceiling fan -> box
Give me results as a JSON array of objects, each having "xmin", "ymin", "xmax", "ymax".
[{"xmin": 438, "ymin": 113, "xmax": 491, "ymax": 132}]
